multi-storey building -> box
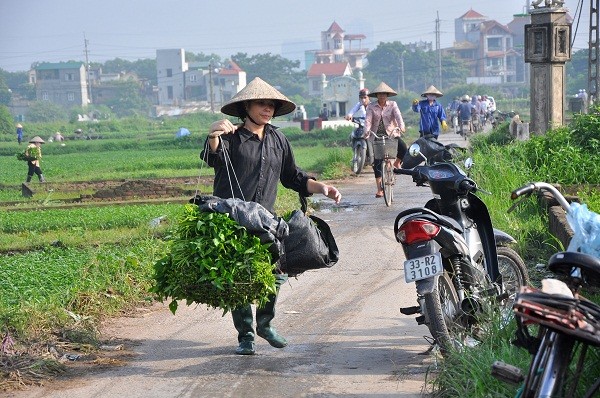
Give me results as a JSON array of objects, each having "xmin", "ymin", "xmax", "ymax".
[
  {"xmin": 34, "ymin": 62, "xmax": 89, "ymax": 108},
  {"xmin": 156, "ymin": 49, "xmax": 246, "ymax": 108}
]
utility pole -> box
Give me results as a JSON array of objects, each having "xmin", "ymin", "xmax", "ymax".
[
  {"xmin": 400, "ymin": 51, "xmax": 406, "ymax": 92},
  {"xmin": 84, "ymin": 32, "xmax": 92, "ymax": 104},
  {"xmin": 589, "ymin": 0, "xmax": 599, "ymax": 106},
  {"xmin": 436, "ymin": 11, "xmax": 442, "ymax": 89},
  {"xmin": 209, "ymin": 60, "xmax": 215, "ymax": 112}
]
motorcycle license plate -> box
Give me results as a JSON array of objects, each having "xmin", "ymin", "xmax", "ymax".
[{"xmin": 404, "ymin": 253, "xmax": 443, "ymax": 283}]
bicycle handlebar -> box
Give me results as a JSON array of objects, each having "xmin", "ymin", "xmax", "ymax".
[{"xmin": 511, "ymin": 182, "xmax": 571, "ymax": 212}]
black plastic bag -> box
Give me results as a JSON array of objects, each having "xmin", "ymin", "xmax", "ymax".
[{"xmin": 280, "ymin": 196, "xmax": 339, "ymax": 276}]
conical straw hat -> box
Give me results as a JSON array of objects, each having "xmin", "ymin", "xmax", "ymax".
[
  {"xmin": 220, "ymin": 77, "xmax": 296, "ymax": 118},
  {"xmin": 421, "ymin": 85, "xmax": 443, "ymax": 98},
  {"xmin": 29, "ymin": 136, "xmax": 45, "ymax": 144},
  {"xmin": 16, "ymin": 123, "xmax": 22, "ymax": 128},
  {"xmin": 368, "ymin": 82, "xmax": 397, "ymax": 97}
]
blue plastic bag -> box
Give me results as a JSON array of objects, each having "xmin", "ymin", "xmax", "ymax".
[{"xmin": 566, "ymin": 202, "xmax": 600, "ymax": 258}]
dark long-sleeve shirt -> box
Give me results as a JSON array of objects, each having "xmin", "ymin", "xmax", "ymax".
[{"xmin": 201, "ymin": 124, "xmax": 312, "ymax": 213}]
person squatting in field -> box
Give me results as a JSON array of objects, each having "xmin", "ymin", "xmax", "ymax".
[{"xmin": 200, "ymin": 77, "xmax": 342, "ymax": 355}]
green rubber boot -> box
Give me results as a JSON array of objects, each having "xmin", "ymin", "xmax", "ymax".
[
  {"xmin": 256, "ymin": 293, "xmax": 287, "ymax": 348},
  {"xmin": 231, "ymin": 305, "xmax": 255, "ymax": 355}
]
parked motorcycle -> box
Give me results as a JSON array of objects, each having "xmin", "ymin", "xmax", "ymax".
[
  {"xmin": 350, "ymin": 117, "xmax": 371, "ymax": 175},
  {"xmin": 393, "ymin": 143, "xmax": 529, "ymax": 354}
]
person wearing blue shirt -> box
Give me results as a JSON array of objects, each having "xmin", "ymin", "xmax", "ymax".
[{"xmin": 411, "ymin": 85, "xmax": 448, "ymax": 138}]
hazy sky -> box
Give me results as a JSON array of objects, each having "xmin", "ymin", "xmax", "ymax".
[{"xmin": 0, "ymin": 0, "xmax": 590, "ymax": 72}]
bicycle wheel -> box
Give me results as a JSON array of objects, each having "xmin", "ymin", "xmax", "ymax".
[
  {"xmin": 521, "ymin": 330, "xmax": 574, "ymax": 398},
  {"xmin": 497, "ymin": 246, "xmax": 529, "ymax": 312},
  {"xmin": 382, "ymin": 159, "xmax": 394, "ymax": 206}
]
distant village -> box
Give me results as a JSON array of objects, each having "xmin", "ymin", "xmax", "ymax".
[{"xmin": 8, "ymin": 9, "xmax": 536, "ymax": 121}]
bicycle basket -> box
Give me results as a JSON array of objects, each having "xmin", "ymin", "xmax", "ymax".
[
  {"xmin": 513, "ymin": 286, "xmax": 600, "ymax": 346},
  {"xmin": 373, "ymin": 138, "xmax": 397, "ymax": 159}
]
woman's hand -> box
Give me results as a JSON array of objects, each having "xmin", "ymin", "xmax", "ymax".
[
  {"xmin": 322, "ymin": 185, "xmax": 342, "ymax": 204},
  {"xmin": 209, "ymin": 119, "xmax": 240, "ymax": 137}
]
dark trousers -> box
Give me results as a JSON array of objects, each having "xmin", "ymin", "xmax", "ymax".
[{"xmin": 27, "ymin": 162, "xmax": 43, "ymax": 181}]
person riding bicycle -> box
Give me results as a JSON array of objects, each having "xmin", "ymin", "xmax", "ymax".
[
  {"xmin": 365, "ymin": 82, "xmax": 406, "ymax": 198},
  {"xmin": 345, "ymin": 88, "xmax": 373, "ymax": 165},
  {"xmin": 457, "ymin": 95, "xmax": 473, "ymax": 135},
  {"xmin": 411, "ymin": 85, "xmax": 448, "ymax": 139}
]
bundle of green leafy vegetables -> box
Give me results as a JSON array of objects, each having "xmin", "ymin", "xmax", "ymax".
[
  {"xmin": 15, "ymin": 146, "xmax": 40, "ymax": 162},
  {"xmin": 151, "ymin": 203, "xmax": 277, "ymax": 314}
]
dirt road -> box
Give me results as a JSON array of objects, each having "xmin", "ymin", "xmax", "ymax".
[{"xmin": 11, "ymin": 132, "xmax": 468, "ymax": 398}]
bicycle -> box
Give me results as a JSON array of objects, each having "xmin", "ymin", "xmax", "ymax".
[
  {"xmin": 492, "ymin": 182, "xmax": 600, "ymax": 397},
  {"xmin": 372, "ymin": 135, "xmax": 398, "ymax": 207}
]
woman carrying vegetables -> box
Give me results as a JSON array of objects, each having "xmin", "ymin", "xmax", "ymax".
[
  {"xmin": 25, "ymin": 136, "xmax": 46, "ymax": 183},
  {"xmin": 201, "ymin": 77, "xmax": 342, "ymax": 355}
]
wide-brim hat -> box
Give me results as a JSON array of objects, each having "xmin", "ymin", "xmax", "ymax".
[
  {"xmin": 421, "ymin": 85, "xmax": 443, "ymax": 98},
  {"xmin": 368, "ymin": 82, "xmax": 397, "ymax": 97},
  {"xmin": 16, "ymin": 123, "xmax": 22, "ymax": 128},
  {"xmin": 220, "ymin": 77, "xmax": 296, "ymax": 118},
  {"xmin": 29, "ymin": 136, "xmax": 45, "ymax": 144}
]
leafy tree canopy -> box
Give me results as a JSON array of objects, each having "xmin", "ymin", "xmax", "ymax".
[
  {"xmin": 232, "ymin": 52, "xmax": 306, "ymax": 97},
  {"xmin": 364, "ymin": 41, "xmax": 469, "ymax": 95},
  {"xmin": 27, "ymin": 101, "xmax": 68, "ymax": 122},
  {"xmin": 0, "ymin": 105, "xmax": 14, "ymax": 135}
]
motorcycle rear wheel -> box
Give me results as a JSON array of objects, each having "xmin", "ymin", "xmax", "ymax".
[
  {"xmin": 423, "ymin": 272, "xmax": 461, "ymax": 354},
  {"xmin": 352, "ymin": 145, "xmax": 367, "ymax": 175}
]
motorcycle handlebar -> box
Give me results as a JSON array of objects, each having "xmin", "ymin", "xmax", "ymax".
[{"xmin": 458, "ymin": 179, "xmax": 477, "ymax": 192}]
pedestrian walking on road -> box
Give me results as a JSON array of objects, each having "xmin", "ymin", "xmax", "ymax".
[
  {"xmin": 412, "ymin": 85, "xmax": 447, "ymax": 138},
  {"xmin": 201, "ymin": 77, "xmax": 341, "ymax": 355}
]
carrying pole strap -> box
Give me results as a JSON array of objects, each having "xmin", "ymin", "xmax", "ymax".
[{"xmin": 300, "ymin": 194, "xmax": 308, "ymax": 214}]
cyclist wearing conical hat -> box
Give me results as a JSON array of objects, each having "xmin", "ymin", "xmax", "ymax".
[
  {"xmin": 365, "ymin": 81, "xmax": 406, "ymax": 198},
  {"xmin": 201, "ymin": 77, "xmax": 341, "ymax": 356}
]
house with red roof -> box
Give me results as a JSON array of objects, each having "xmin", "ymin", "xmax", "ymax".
[
  {"xmin": 446, "ymin": 9, "xmax": 523, "ymax": 84},
  {"xmin": 306, "ymin": 62, "xmax": 352, "ymax": 97},
  {"xmin": 305, "ymin": 22, "xmax": 369, "ymax": 100}
]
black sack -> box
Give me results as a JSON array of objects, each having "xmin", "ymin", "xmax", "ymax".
[{"xmin": 280, "ymin": 196, "xmax": 339, "ymax": 276}]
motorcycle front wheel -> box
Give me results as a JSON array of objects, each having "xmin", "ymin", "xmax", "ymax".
[
  {"xmin": 352, "ymin": 145, "xmax": 366, "ymax": 175},
  {"xmin": 423, "ymin": 272, "xmax": 461, "ymax": 354}
]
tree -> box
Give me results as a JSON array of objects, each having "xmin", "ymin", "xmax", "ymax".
[
  {"xmin": 104, "ymin": 80, "xmax": 151, "ymax": 117},
  {"xmin": 365, "ymin": 41, "xmax": 471, "ymax": 95},
  {"xmin": 0, "ymin": 78, "xmax": 11, "ymax": 106},
  {"xmin": 27, "ymin": 101, "xmax": 68, "ymax": 122},
  {"xmin": 566, "ymin": 49, "xmax": 588, "ymax": 96},
  {"xmin": 231, "ymin": 53, "xmax": 307, "ymax": 97},
  {"xmin": 0, "ymin": 105, "xmax": 13, "ymax": 136},
  {"xmin": 102, "ymin": 58, "xmax": 158, "ymax": 85}
]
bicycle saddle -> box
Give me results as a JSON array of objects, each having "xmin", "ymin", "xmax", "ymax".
[{"xmin": 548, "ymin": 251, "xmax": 600, "ymax": 287}]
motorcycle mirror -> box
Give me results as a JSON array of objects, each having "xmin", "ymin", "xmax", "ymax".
[
  {"xmin": 408, "ymin": 143, "xmax": 421, "ymax": 157},
  {"xmin": 464, "ymin": 158, "xmax": 473, "ymax": 169}
]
